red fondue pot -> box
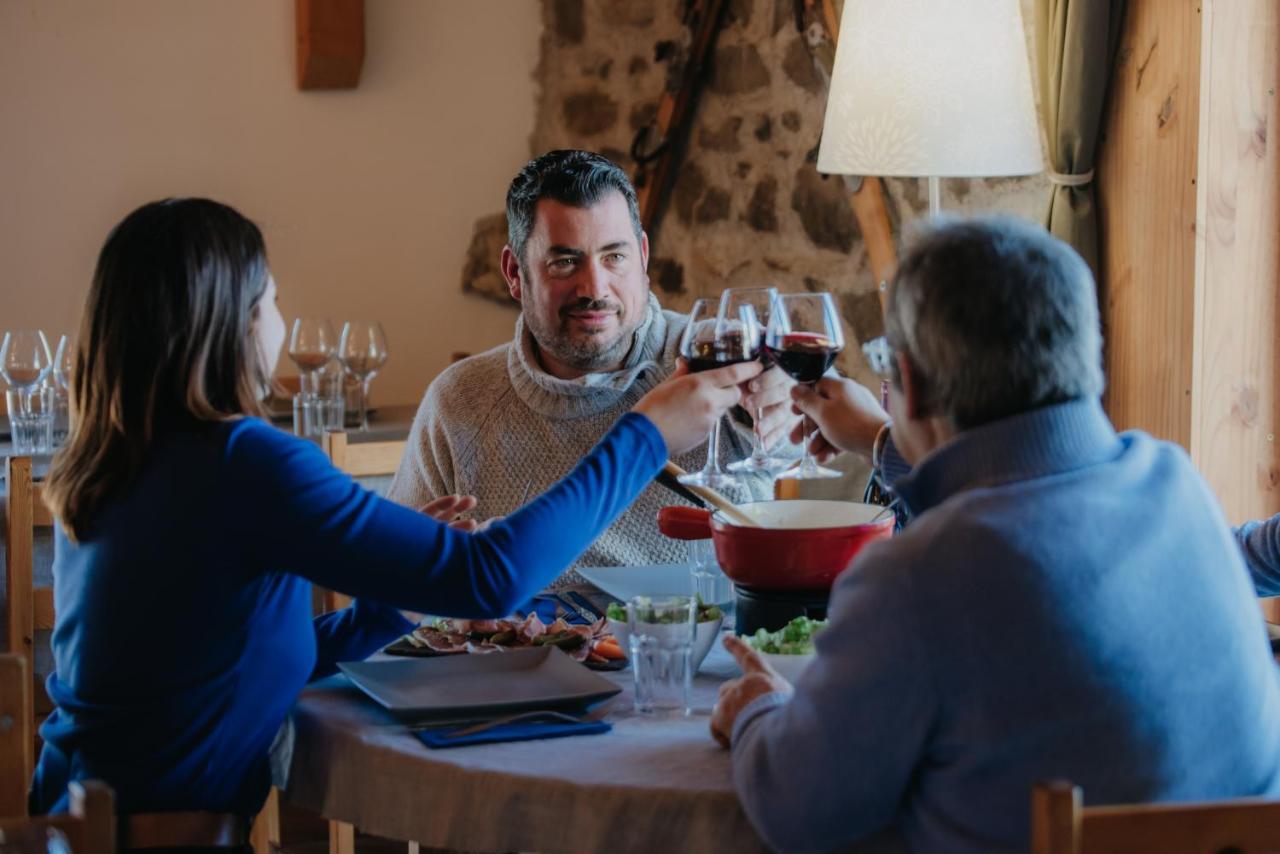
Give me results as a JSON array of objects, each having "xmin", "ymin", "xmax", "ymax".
[{"xmin": 658, "ymin": 500, "xmax": 894, "ymax": 591}]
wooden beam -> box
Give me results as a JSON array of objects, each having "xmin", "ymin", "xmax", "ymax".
[
  {"xmin": 1098, "ymin": 0, "xmax": 1203, "ymax": 447},
  {"xmin": 296, "ymin": 0, "xmax": 365, "ymax": 91},
  {"xmin": 1189, "ymin": 0, "xmax": 1280, "ymax": 525}
]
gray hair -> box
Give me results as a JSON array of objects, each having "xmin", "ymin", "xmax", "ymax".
[
  {"xmin": 884, "ymin": 215, "xmax": 1104, "ymax": 430},
  {"xmin": 505, "ymin": 150, "xmax": 643, "ymax": 262}
]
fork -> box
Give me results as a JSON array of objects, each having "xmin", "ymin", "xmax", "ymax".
[{"xmin": 442, "ymin": 702, "xmax": 613, "ymax": 739}]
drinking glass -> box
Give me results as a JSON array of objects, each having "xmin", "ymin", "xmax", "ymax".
[
  {"xmin": 292, "ymin": 366, "xmax": 344, "ymax": 439},
  {"xmin": 689, "ymin": 540, "xmax": 735, "ymax": 629},
  {"xmin": 7, "ymin": 386, "xmax": 54, "ymax": 455},
  {"xmin": 339, "ymin": 320, "xmax": 389, "ymax": 431},
  {"xmin": 678, "ymin": 299, "xmax": 761, "ymax": 489},
  {"xmin": 1, "ymin": 330, "xmax": 53, "ymax": 391},
  {"xmin": 719, "ymin": 287, "xmax": 792, "ymax": 475},
  {"xmin": 766, "ymin": 293, "xmax": 845, "ymax": 479},
  {"xmin": 627, "ymin": 596, "xmax": 696, "ymax": 715},
  {"xmin": 288, "ymin": 318, "xmax": 337, "ymax": 396}
]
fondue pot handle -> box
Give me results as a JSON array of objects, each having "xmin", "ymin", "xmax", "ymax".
[{"xmin": 657, "ymin": 506, "xmax": 713, "ymax": 540}]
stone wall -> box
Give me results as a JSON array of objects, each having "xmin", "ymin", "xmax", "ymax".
[{"xmin": 463, "ymin": 0, "xmax": 1048, "ymax": 383}]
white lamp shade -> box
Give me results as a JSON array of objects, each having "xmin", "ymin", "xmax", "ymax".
[{"xmin": 816, "ymin": 0, "xmax": 1043, "ymax": 178}]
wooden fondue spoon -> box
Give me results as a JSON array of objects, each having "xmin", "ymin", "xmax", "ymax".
[{"xmin": 661, "ymin": 461, "xmax": 761, "ymax": 528}]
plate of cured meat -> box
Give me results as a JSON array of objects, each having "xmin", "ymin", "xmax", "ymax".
[{"xmin": 383, "ymin": 614, "xmax": 628, "ymax": 671}]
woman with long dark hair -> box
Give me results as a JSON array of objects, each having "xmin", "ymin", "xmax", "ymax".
[{"xmin": 33, "ymin": 198, "xmax": 760, "ymax": 823}]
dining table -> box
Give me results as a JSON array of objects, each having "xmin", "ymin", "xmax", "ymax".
[{"xmin": 277, "ymin": 640, "xmax": 770, "ymax": 854}]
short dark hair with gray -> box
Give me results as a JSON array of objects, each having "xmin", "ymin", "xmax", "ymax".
[
  {"xmin": 884, "ymin": 215, "xmax": 1104, "ymax": 430},
  {"xmin": 505, "ymin": 150, "xmax": 643, "ymax": 261}
]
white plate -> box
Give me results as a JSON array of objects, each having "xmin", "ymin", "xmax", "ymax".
[{"xmin": 577, "ymin": 564, "xmax": 694, "ymax": 602}]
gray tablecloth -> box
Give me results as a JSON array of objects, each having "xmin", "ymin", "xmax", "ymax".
[{"xmin": 281, "ymin": 644, "xmax": 769, "ymax": 854}]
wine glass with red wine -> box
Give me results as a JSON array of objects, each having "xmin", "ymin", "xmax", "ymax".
[
  {"xmin": 677, "ymin": 298, "xmax": 762, "ymax": 488},
  {"xmin": 766, "ymin": 292, "xmax": 845, "ymax": 480},
  {"xmin": 288, "ymin": 318, "xmax": 337, "ymax": 396},
  {"xmin": 719, "ymin": 286, "xmax": 792, "ymax": 475},
  {"xmin": 339, "ymin": 320, "xmax": 389, "ymax": 431}
]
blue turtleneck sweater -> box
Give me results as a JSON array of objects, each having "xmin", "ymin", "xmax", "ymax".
[
  {"xmin": 730, "ymin": 399, "xmax": 1280, "ymax": 853},
  {"xmin": 31, "ymin": 413, "xmax": 665, "ymax": 816}
]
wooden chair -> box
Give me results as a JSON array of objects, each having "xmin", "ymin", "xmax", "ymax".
[
  {"xmin": 315, "ymin": 431, "xmax": 407, "ymax": 614},
  {"xmin": 0, "ymin": 780, "xmax": 115, "ymax": 853},
  {"xmin": 257, "ymin": 432, "xmax": 406, "ymax": 854},
  {"xmin": 1, "ymin": 653, "xmax": 32, "ymax": 817},
  {"xmin": 1032, "ymin": 780, "xmax": 1280, "ymax": 854},
  {"xmin": 4, "ymin": 456, "xmax": 55, "ymax": 794}
]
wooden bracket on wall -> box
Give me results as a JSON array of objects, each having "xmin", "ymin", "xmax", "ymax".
[
  {"xmin": 296, "ymin": 0, "xmax": 365, "ymax": 90},
  {"xmin": 800, "ymin": 0, "xmax": 898, "ymax": 312}
]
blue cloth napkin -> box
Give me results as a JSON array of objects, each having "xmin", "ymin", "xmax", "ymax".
[
  {"xmin": 520, "ymin": 594, "xmax": 591, "ymax": 625},
  {"xmin": 415, "ymin": 718, "xmax": 611, "ymax": 749}
]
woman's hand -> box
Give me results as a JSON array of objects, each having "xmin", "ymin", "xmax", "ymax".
[
  {"xmin": 418, "ymin": 494, "xmax": 480, "ymax": 532},
  {"xmin": 789, "ymin": 377, "xmax": 890, "ymax": 462},
  {"xmin": 633, "ymin": 360, "xmax": 763, "ymax": 455}
]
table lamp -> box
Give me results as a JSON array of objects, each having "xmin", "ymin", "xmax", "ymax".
[{"xmin": 816, "ymin": 0, "xmax": 1043, "ymax": 215}]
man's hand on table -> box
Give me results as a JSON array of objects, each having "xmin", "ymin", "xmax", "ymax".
[
  {"xmin": 741, "ymin": 366, "xmax": 801, "ymax": 450},
  {"xmin": 711, "ymin": 634, "xmax": 794, "ymax": 749},
  {"xmin": 790, "ymin": 377, "xmax": 890, "ymax": 463}
]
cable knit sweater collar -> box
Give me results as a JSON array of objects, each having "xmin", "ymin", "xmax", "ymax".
[{"xmin": 507, "ymin": 293, "xmax": 686, "ymax": 419}]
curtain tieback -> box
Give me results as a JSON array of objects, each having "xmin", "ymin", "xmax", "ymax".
[{"xmin": 1047, "ymin": 168, "xmax": 1095, "ymax": 187}]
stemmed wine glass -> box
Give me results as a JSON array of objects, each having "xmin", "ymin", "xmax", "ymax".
[
  {"xmin": 765, "ymin": 293, "xmax": 845, "ymax": 480},
  {"xmin": 288, "ymin": 318, "xmax": 337, "ymax": 395},
  {"xmin": 53, "ymin": 335, "xmax": 74, "ymax": 391},
  {"xmin": 52, "ymin": 335, "xmax": 74, "ymax": 445},
  {"xmin": 719, "ymin": 286, "xmax": 791, "ymax": 475},
  {"xmin": 339, "ymin": 320, "xmax": 389, "ymax": 431},
  {"xmin": 677, "ymin": 298, "xmax": 762, "ymax": 488},
  {"xmin": 1, "ymin": 330, "xmax": 53, "ymax": 391}
]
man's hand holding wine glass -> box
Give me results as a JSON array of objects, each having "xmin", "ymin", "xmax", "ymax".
[{"xmin": 789, "ymin": 377, "xmax": 891, "ymax": 464}]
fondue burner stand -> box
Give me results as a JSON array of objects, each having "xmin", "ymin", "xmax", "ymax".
[{"xmin": 734, "ymin": 585, "xmax": 831, "ymax": 636}]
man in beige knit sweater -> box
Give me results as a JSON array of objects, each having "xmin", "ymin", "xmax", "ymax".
[{"xmin": 388, "ymin": 150, "xmax": 799, "ymax": 583}]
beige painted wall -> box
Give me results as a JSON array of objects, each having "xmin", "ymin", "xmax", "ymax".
[{"xmin": 0, "ymin": 0, "xmax": 539, "ymax": 406}]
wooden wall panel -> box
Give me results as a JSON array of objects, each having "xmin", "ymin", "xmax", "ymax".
[
  {"xmin": 1098, "ymin": 1, "xmax": 1203, "ymax": 447},
  {"xmin": 1190, "ymin": 0, "xmax": 1280, "ymax": 525}
]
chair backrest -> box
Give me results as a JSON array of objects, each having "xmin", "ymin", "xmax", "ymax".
[
  {"xmin": 321, "ymin": 432, "xmax": 406, "ymax": 479},
  {"xmin": 0, "ymin": 779, "xmax": 115, "ymax": 852},
  {"xmin": 1031, "ymin": 780, "xmax": 1280, "ymax": 854},
  {"xmin": 4, "ymin": 456, "xmax": 55, "ymax": 795},
  {"xmin": 314, "ymin": 432, "xmax": 408, "ymax": 613},
  {"xmin": 0, "ymin": 653, "xmax": 31, "ymax": 816}
]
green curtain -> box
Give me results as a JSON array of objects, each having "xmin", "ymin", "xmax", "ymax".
[{"xmin": 1034, "ymin": 0, "xmax": 1127, "ymax": 276}]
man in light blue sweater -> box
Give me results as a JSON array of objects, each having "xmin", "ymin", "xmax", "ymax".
[{"xmin": 710, "ymin": 217, "xmax": 1280, "ymax": 853}]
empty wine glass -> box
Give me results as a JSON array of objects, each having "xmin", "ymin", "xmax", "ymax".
[
  {"xmin": 339, "ymin": 320, "xmax": 389, "ymax": 431},
  {"xmin": 678, "ymin": 299, "xmax": 762, "ymax": 489},
  {"xmin": 766, "ymin": 293, "xmax": 845, "ymax": 480},
  {"xmin": 51, "ymin": 335, "xmax": 74, "ymax": 446},
  {"xmin": 288, "ymin": 318, "xmax": 337, "ymax": 395},
  {"xmin": 53, "ymin": 335, "xmax": 74, "ymax": 391},
  {"xmin": 1, "ymin": 330, "xmax": 53, "ymax": 391},
  {"xmin": 719, "ymin": 287, "xmax": 792, "ymax": 475}
]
